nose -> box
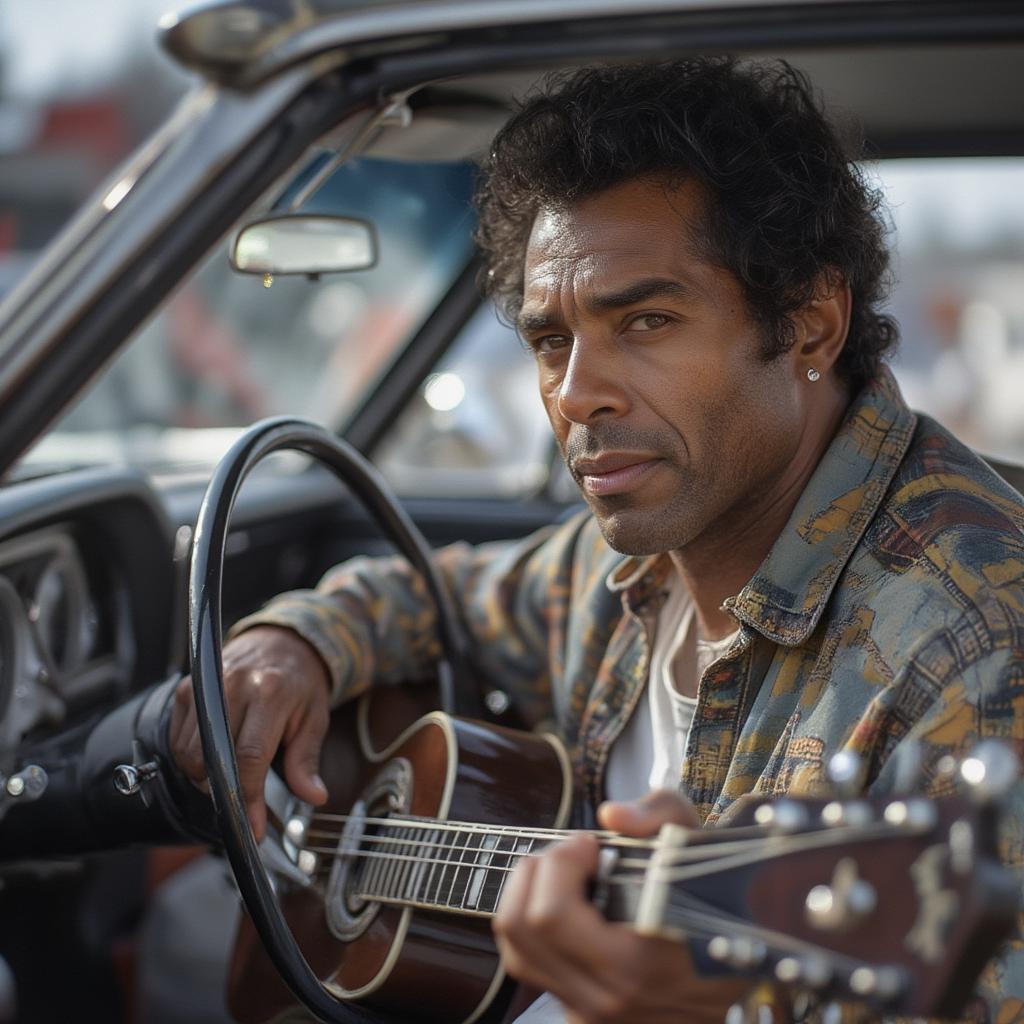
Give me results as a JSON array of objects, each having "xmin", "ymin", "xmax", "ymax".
[{"xmin": 556, "ymin": 336, "xmax": 630, "ymax": 424}]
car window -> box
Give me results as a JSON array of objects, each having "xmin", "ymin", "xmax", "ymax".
[
  {"xmin": 19, "ymin": 157, "xmax": 476, "ymax": 478},
  {"xmin": 376, "ymin": 156, "xmax": 1024, "ymax": 500},
  {"xmin": 881, "ymin": 158, "xmax": 1024, "ymax": 465}
]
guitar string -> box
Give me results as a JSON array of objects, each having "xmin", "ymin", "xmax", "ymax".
[
  {"xmin": 296, "ymin": 818, "xmax": 907, "ymax": 873},
  {"xmin": 303, "ymin": 811, "xmax": 872, "ymax": 860},
  {"xmin": 307, "ymin": 811, "xmax": 651, "ymax": 846},
  {"xmin": 297, "ymin": 819, "xmax": 905, "ymax": 888},
  {"xmin": 327, "ymin": 863, "xmax": 880, "ymax": 979}
]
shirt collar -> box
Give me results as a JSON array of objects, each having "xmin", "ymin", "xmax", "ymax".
[{"xmin": 606, "ymin": 367, "xmax": 917, "ymax": 643}]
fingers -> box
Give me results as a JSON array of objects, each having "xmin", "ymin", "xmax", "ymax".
[
  {"xmin": 169, "ymin": 675, "xmax": 207, "ymax": 788},
  {"xmin": 282, "ymin": 697, "xmax": 329, "ymax": 807},
  {"xmin": 596, "ymin": 788, "xmax": 700, "ymax": 837},
  {"xmin": 495, "ymin": 834, "xmax": 613, "ymax": 1008},
  {"xmin": 167, "ymin": 626, "xmax": 333, "ymax": 839},
  {"xmin": 496, "ymin": 827, "xmax": 753, "ymax": 1023}
]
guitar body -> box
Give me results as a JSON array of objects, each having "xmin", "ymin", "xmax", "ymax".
[{"xmin": 228, "ymin": 688, "xmax": 572, "ymax": 1024}]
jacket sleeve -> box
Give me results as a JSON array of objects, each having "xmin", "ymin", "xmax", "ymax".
[{"xmin": 229, "ymin": 509, "xmax": 596, "ymax": 728}]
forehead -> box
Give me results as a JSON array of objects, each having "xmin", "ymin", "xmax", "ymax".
[{"xmin": 522, "ymin": 177, "xmax": 714, "ymax": 303}]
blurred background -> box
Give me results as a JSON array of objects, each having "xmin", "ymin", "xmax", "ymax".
[{"xmin": 2, "ymin": 1, "xmax": 1024, "ymax": 500}]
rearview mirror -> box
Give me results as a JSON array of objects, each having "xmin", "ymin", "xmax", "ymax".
[{"xmin": 230, "ymin": 214, "xmax": 377, "ymax": 276}]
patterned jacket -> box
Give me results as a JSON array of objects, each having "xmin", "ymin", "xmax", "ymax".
[{"xmin": 240, "ymin": 368, "xmax": 1024, "ymax": 1020}]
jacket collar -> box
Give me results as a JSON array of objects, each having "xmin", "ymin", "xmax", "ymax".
[{"xmin": 607, "ymin": 367, "xmax": 917, "ymax": 644}]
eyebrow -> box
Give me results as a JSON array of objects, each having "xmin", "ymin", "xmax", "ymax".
[{"xmin": 516, "ymin": 277, "xmax": 696, "ymax": 334}]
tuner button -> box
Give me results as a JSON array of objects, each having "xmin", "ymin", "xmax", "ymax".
[
  {"xmin": 296, "ymin": 850, "xmax": 318, "ymax": 874},
  {"xmin": 285, "ymin": 817, "xmax": 307, "ymax": 844},
  {"xmin": 849, "ymin": 967, "xmax": 878, "ymax": 997},
  {"xmin": 821, "ymin": 801, "xmax": 844, "ymax": 826},
  {"xmin": 708, "ymin": 936, "xmax": 732, "ymax": 962},
  {"xmin": 775, "ymin": 957, "xmax": 801, "ymax": 984},
  {"xmin": 904, "ymin": 798, "xmax": 938, "ymax": 831},
  {"xmin": 819, "ymin": 800, "xmax": 872, "ymax": 828},
  {"xmin": 883, "ymin": 800, "xmax": 908, "ymax": 826},
  {"xmin": 960, "ymin": 740, "xmax": 1020, "ymax": 802},
  {"xmin": 754, "ymin": 800, "xmax": 807, "ymax": 833},
  {"xmin": 826, "ymin": 750, "xmax": 864, "ymax": 796}
]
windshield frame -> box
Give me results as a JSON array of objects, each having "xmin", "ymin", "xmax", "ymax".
[{"xmin": 1, "ymin": 0, "xmax": 1023, "ymax": 483}]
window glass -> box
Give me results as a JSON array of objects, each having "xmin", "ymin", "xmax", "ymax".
[
  {"xmin": 379, "ymin": 156, "xmax": 1024, "ymax": 501},
  {"xmin": 881, "ymin": 158, "xmax": 1024, "ymax": 464},
  {"xmin": 20, "ymin": 157, "xmax": 476, "ymax": 478},
  {"xmin": 375, "ymin": 303, "xmax": 553, "ymax": 498}
]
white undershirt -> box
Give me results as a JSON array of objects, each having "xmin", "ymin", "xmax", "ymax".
[
  {"xmin": 513, "ymin": 576, "xmax": 738, "ymax": 1024},
  {"xmin": 605, "ymin": 576, "xmax": 736, "ymax": 801}
]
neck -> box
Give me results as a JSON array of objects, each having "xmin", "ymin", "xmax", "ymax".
[{"xmin": 671, "ymin": 384, "xmax": 849, "ymax": 640}]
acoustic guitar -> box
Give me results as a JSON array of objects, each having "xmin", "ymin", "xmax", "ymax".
[{"xmin": 227, "ymin": 688, "xmax": 1018, "ymax": 1023}]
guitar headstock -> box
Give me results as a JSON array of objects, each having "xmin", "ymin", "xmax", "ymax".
[{"xmin": 632, "ymin": 744, "xmax": 1020, "ymax": 1018}]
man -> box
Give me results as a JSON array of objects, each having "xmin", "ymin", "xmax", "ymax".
[{"xmin": 170, "ymin": 58, "xmax": 1024, "ymax": 1021}]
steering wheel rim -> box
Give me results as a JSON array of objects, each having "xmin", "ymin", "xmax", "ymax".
[{"xmin": 188, "ymin": 416, "xmax": 476, "ymax": 1023}]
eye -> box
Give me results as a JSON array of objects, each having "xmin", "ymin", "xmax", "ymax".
[
  {"xmin": 629, "ymin": 313, "xmax": 672, "ymax": 332},
  {"xmin": 529, "ymin": 334, "xmax": 571, "ymax": 355}
]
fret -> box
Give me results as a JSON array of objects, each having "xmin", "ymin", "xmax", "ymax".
[
  {"xmin": 395, "ymin": 825, "xmax": 416, "ymax": 901},
  {"xmin": 478, "ymin": 834, "xmax": 534, "ymax": 914},
  {"xmin": 436, "ymin": 829, "xmax": 463, "ymax": 908},
  {"xmin": 425, "ymin": 829, "xmax": 455, "ymax": 906},
  {"xmin": 465, "ymin": 833, "xmax": 499, "ymax": 910},
  {"xmin": 363, "ymin": 825, "xmax": 387, "ymax": 899},
  {"xmin": 410, "ymin": 826, "xmax": 439, "ymax": 904},
  {"xmin": 445, "ymin": 828, "xmax": 481, "ymax": 910},
  {"xmin": 457, "ymin": 830, "xmax": 486, "ymax": 909},
  {"xmin": 380, "ymin": 825, "xmax": 402, "ymax": 900}
]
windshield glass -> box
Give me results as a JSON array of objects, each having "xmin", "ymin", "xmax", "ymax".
[{"xmin": 18, "ymin": 156, "xmax": 476, "ymax": 478}]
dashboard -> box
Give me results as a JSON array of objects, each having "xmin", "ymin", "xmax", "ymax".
[{"xmin": 0, "ymin": 468, "xmax": 179, "ymax": 778}]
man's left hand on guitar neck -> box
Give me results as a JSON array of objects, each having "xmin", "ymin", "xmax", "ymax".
[{"xmin": 494, "ymin": 791, "xmax": 756, "ymax": 1024}]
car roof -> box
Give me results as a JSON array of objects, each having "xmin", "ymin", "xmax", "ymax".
[{"xmin": 162, "ymin": 0, "xmax": 1024, "ymax": 161}]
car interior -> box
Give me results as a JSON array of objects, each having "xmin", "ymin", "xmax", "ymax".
[{"xmin": 0, "ymin": 1, "xmax": 1022, "ymax": 1021}]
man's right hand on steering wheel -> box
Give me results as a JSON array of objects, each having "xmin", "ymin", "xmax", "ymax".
[{"xmin": 169, "ymin": 625, "xmax": 331, "ymax": 840}]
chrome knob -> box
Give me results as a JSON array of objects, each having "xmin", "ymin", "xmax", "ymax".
[{"xmin": 113, "ymin": 760, "xmax": 159, "ymax": 797}]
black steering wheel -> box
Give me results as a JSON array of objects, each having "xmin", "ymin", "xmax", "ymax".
[{"xmin": 188, "ymin": 416, "xmax": 477, "ymax": 1023}]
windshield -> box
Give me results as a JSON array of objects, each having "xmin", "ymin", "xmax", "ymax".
[{"xmin": 18, "ymin": 156, "xmax": 476, "ymax": 478}]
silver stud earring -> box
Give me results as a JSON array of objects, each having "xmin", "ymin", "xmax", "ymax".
[{"xmin": 807, "ymin": 368, "xmax": 821, "ymax": 382}]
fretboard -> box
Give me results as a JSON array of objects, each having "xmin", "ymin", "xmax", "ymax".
[{"xmin": 352, "ymin": 820, "xmax": 542, "ymax": 916}]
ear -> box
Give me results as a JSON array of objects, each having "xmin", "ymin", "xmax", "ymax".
[{"xmin": 790, "ymin": 270, "xmax": 851, "ymax": 381}]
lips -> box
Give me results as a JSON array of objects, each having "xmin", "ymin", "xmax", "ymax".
[{"xmin": 572, "ymin": 452, "xmax": 663, "ymax": 497}]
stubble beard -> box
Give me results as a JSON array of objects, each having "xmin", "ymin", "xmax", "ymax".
[{"xmin": 584, "ymin": 478, "xmax": 705, "ymax": 555}]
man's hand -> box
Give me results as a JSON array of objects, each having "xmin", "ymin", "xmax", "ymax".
[
  {"xmin": 169, "ymin": 625, "xmax": 331, "ymax": 840},
  {"xmin": 494, "ymin": 791, "xmax": 754, "ymax": 1024}
]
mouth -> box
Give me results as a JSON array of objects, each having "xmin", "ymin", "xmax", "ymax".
[{"xmin": 572, "ymin": 453, "xmax": 664, "ymax": 498}]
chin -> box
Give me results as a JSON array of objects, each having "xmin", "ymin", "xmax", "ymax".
[{"xmin": 593, "ymin": 506, "xmax": 695, "ymax": 556}]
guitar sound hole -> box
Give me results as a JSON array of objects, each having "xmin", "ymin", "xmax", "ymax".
[{"xmin": 325, "ymin": 757, "xmax": 413, "ymax": 942}]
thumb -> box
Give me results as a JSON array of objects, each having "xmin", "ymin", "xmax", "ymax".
[
  {"xmin": 282, "ymin": 710, "xmax": 329, "ymax": 806},
  {"xmin": 597, "ymin": 789, "xmax": 700, "ymax": 837}
]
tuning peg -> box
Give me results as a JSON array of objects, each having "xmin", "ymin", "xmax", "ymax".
[
  {"xmin": 848, "ymin": 965, "xmax": 904, "ymax": 1002},
  {"xmin": 826, "ymin": 751, "xmax": 864, "ymax": 798},
  {"xmin": 754, "ymin": 799, "xmax": 808, "ymax": 832},
  {"xmin": 959, "ymin": 740, "xmax": 1020, "ymax": 802}
]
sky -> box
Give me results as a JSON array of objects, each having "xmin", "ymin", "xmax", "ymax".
[{"xmin": 0, "ymin": 0, "xmax": 183, "ymax": 99}]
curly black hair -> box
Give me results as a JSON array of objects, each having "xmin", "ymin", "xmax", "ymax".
[{"xmin": 475, "ymin": 58, "xmax": 897, "ymax": 387}]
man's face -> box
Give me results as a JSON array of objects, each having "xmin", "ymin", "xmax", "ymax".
[{"xmin": 519, "ymin": 177, "xmax": 811, "ymax": 556}]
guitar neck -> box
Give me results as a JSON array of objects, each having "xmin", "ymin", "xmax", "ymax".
[{"xmin": 349, "ymin": 817, "xmax": 638, "ymax": 920}]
